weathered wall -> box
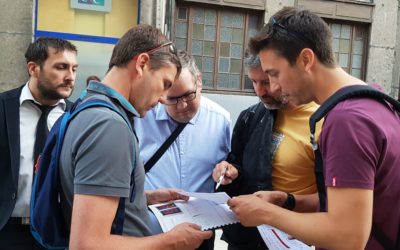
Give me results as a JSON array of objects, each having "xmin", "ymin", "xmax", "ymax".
[
  {"xmin": 366, "ymin": 0, "xmax": 399, "ymax": 96},
  {"xmin": 0, "ymin": 0, "xmax": 33, "ymax": 92}
]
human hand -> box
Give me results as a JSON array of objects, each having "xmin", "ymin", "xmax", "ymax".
[
  {"xmin": 254, "ymin": 190, "xmax": 288, "ymax": 207},
  {"xmin": 228, "ymin": 194, "xmax": 273, "ymax": 227},
  {"xmin": 146, "ymin": 188, "xmax": 189, "ymax": 205},
  {"xmin": 166, "ymin": 223, "xmax": 213, "ymax": 250},
  {"xmin": 212, "ymin": 161, "xmax": 238, "ymax": 185}
]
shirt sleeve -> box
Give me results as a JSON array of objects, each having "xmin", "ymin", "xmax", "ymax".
[
  {"xmin": 72, "ymin": 108, "xmax": 134, "ymax": 198},
  {"xmin": 320, "ymin": 108, "xmax": 384, "ymax": 190}
]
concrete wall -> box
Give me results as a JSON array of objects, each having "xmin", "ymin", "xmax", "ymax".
[
  {"xmin": 366, "ymin": 0, "xmax": 399, "ymax": 96},
  {"xmin": 0, "ymin": 0, "xmax": 33, "ymax": 92},
  {"xmin": 393, "ymin": 3, "xmax": 400, "ymax": 100},
  {"xmin": 265, "ymin": 0, "xmax": 295, "ymax": 21}
]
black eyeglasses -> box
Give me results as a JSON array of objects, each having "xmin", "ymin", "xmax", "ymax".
[
  {"xmin": 164, "ymin": 83, "xmax": 197, "ymax": 105},
  {"xmin": 134, "ymin": 41, "xmax": 177, "ymax": 60},
  {"xmin": 268, "ymin": 17, "xmax": 313, "ymax": 49}
]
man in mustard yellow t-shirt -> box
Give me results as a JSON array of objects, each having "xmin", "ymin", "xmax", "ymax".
[{"xmin": 212, "ymin": 54, "xmax": 322, "ymax": 249}]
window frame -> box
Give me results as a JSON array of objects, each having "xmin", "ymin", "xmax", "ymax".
[
  {"xmin": 324, "ymin": 19, "xmax": 370, "ymax": 80},
  {"xmin": 173, "ymin": 3, "xmax": 263, "ymax": 95}
]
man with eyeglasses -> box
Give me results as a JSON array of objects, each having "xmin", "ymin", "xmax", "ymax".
[
  {"xmin": 58, "ymin": 25, "xmax": 212, "ymax": 249},
  {"xmin": 228, "ymin": 7, "xmax": 400, "ymax": 250},
  {"xmin": 135, "ymin": 50, "xmax": 231, "ymax": 249},
  {"xmin": 212, "ymin": 53, "xmax": 321, "ymax": 250}
]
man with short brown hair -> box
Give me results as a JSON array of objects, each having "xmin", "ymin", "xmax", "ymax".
[{"xmin": 59, "ymin": 25, "xmax": 212, "ymax": 249}]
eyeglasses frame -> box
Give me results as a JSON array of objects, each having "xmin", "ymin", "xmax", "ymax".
[{"xmin": 164, "ymin": 81, "xmax": 198, "ymax": 106}]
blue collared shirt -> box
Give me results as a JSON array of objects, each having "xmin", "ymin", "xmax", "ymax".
[{"xmin": 135, "ymin": 96, "xmax": 231, "ymax": 193}]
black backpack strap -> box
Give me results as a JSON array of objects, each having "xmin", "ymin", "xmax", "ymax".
[
  {"xmin": 310, "ymin": 85, "xmax": 400, "ymax": 148},
  {"xmin": 309, "ymin": 85, "xmax": 400, "ymax": 249},
  {"xmin": 144, "ymin": 122, "xmax": 188, "ymax": 173},
  {"xmin": 314, "ymin": 148, "xmax": 326, "ymax": 211}
]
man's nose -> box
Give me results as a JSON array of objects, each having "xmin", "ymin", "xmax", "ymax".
[
  {"xmin": 255, "ymin": 83, "xmax": 269, "ymax": 96},
  {"xmin": 176, "ymin": 99, "xmax": 188, "ymax": 109},
  {"xmin": 65, "ymin": 67, "xmax": 76, "ymax": 81},
  {"xmin": 159, "ymin": 94, "xmax": 167, "ymax": 104},
  {"xmin": 269, "ymin": 80, "xmax": 281, "ymax": 94}
]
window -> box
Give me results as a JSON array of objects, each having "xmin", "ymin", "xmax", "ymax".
[
  {"xmin": 325, "ymin": 20, "xmax": 369, "ymax": 80},
  {"xmin": 174, "ymin": 5, "xmax": 262, "ymax": 94}
]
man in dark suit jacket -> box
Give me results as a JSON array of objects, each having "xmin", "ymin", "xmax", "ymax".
[{"xmin": 0, "ymin": 37, "xmax": 78, "ymax": 249}]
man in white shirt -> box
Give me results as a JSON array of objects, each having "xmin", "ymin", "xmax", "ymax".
[{"xmin": 0, "ymin": 37, "xmax": 78, "ymax": 249}]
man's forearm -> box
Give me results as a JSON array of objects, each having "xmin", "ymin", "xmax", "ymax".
[
  {"xmin": 262, "ymin": 190, "xmax": 371, "ymax": 250},
  {"xmin": 293, "ymin": 193, "xmax": 319, "ymax": 213},
  {"xmin": 231, "ymin": 188, "xmax": 372, "ymax": 250},
  {"xmin": 265, "ymin": 208, "xmax": 366, "ymax": 250}
]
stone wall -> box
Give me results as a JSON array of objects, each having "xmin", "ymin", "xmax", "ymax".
[
  {"xmin": 366, "ymin": 0, "xmax": 399, "ymax": 97},
  {"xmin": 0, "ymin": 0, "xmax": 33, "ymax": 92}
]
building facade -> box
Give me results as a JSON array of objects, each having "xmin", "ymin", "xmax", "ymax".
[{"xmin": 1, "ymin": 0, "xmax": 399, "ymax": 122}]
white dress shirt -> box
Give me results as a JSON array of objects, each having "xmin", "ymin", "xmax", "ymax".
[{"xmin": 12, "ymin": 83, "xmax": 66, "ymax": 217}]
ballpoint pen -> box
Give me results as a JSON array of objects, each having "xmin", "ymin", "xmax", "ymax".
[{"xmin": 215, "ymin": 166, "xmax": 228, "ymax": 190}]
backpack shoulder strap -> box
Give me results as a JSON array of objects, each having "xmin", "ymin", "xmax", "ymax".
[
  {"xmin": 310, "ymin": 85, "xmax": 400, "ymax": 149},
  {"xmin": 70, "ymin": 99, "xmax": 132, "ymax": 129},
  {"xmin": 57, "ymin": 99, "xmax": 132, "ymax": 163}
]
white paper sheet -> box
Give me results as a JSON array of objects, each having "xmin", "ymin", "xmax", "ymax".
[
  {"xmin": 149, "ymin": 192, "xmax": 238, "ymax": 231},
  {"xmin": 257, "ymin": 224, "xmax": 311, "ymax": 250},
  {"xmin": 178, "ymin": 191, "xmax": 231, "ymax": 204}
]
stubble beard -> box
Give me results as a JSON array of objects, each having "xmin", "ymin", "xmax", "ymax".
[{"xmin": 37, "ymin": 74, "xmax": 73, "ymax": 101}]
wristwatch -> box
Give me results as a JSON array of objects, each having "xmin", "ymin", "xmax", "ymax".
[{"xmin": 282, "ymin": 193, "xmax": 296, "ymax": 210}]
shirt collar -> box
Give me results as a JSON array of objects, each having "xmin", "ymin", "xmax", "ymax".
[
  {"xmin": 20, "ymin": 82, "xmax": 66, "ymax": 110},
  {"xmin": 87, "ymin": 81, "xmax": 140, "ymax": 118}
]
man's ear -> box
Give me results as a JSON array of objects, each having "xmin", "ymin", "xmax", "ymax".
[
  {"xmin": 196, "ymin": 72, "xmax": 203, "ymax": 91},
  {"xmin": 27, "ymin": 62, "xmax": 39, "ymax": 77},
  {"xmin": 135, "ymin": 53, "xmax": 150, "ymax": 78},
  {"xmin": 298, "ymin": 48, "xmax": 315, "ymax": 72}
]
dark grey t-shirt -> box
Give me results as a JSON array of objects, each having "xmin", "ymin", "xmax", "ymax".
[{"xmin": 59, "ymin": 93, "xmax": 152, "ymax": 237}]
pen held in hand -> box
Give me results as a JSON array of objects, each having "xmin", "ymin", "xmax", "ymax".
[{"xmin": 215, "ymin": 166, "xmax": 228, "ymax": 190}]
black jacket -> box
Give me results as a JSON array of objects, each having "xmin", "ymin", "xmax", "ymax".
[
  {"xmin": 0, "ymin": 85, "xmax": 72, "ymax": 230},
  {"xmin": 219, "ymin": 102, "xmax": 276, "ymax": 248}
]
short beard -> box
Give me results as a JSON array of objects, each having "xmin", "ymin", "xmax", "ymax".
[
  {"xmin": 37, "ymin": 75, "xmax": 73, "ymax": 101},
  {"xmin": 262, "ymin": 94, "xmax": 289, "ymax": 110}
]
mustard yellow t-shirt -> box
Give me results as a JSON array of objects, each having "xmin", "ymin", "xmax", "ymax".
[{"xmin": 271, "ymin": 102, "xmax": 323, "ymax": 195}]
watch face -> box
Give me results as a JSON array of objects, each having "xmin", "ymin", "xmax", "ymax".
[{"xmin": 283, "ymin": 193, "xmax": 295, "ymax": 210}]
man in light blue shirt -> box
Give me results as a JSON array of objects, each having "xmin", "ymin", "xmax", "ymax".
[{"xmin": 135, "ymin": 50, "xmax": 231, "ymax": 194}]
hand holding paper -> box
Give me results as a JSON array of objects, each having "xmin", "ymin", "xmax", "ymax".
[
  {"xmin": 228, "ymin": 194, "xmax": 274, "ymax": 227},
  {"xmin": 146, "ymin": 188, "xmax": 189, "ymax": 205},
  {"xmin": 149, "ymin": 192, "xmax": 239, "ymax": 232}
]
